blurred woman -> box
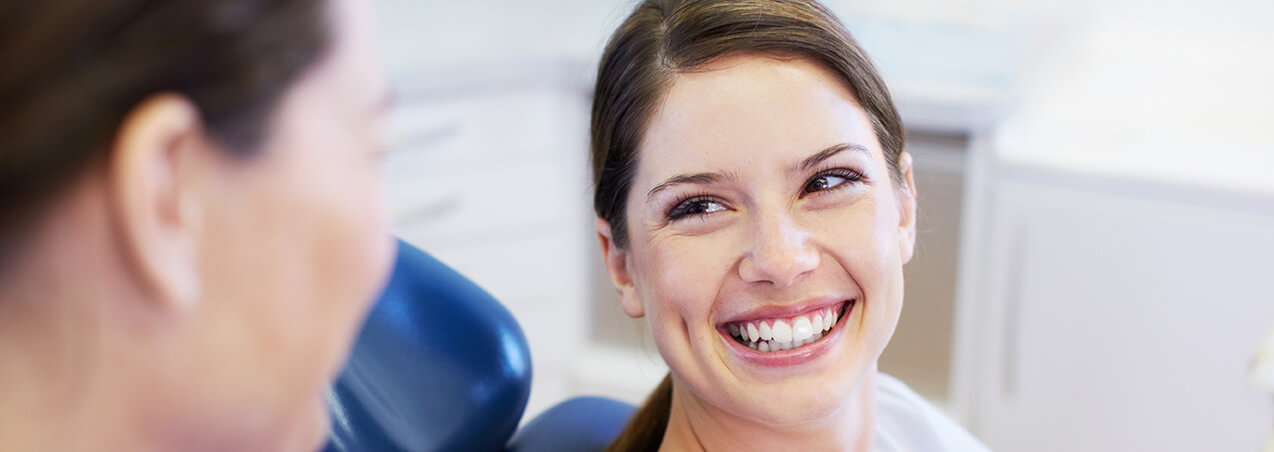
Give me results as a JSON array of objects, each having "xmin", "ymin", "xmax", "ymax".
[
  {"xmin": 0, "ymin": 0, "xmax": 394, "ymax": 450},
  {"xmin": 590, "ymin": 0, "xmax": 989, "ymax": 450}
]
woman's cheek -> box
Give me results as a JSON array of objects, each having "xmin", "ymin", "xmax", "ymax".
[{"xmin": 642, "ymin": 237, "xmax": 720, "ymax": 336}]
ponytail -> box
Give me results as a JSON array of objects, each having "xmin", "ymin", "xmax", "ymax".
[{"xmin": 606, "ymin": 373, "xmax": 673, "ymax": 452}]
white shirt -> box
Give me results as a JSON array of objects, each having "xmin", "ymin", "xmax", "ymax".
[{"xmin": 874, "ymin": 373, "xmax": 991, "ymax": 452}]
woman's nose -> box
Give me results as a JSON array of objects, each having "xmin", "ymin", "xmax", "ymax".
[{"xmin": 738, "ymin": 213, "xmax": 819, "ymax": 288}]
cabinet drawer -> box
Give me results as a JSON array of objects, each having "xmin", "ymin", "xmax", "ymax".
[
  {"xmin": 385, "ymin": 89, "xmax": 589, "ymax": 171},
  {"xmin": 385, "ymin": 161, "xmax": 589, "ymax": 244},
  {"xmin": 396, "ymin": 231, "xmax": 591, "ymax": 311}
]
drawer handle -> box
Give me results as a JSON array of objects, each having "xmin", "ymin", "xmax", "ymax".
[
  {"xmin": 386, "ymin": 121, "xmax": 461, "ymax": 156},
  {"xmin": 395, "ymin": 194, "xmax": 462, "ymax": 228},
  {"xmin": 1000, "ymin": 220, "xmax": 1030, "ymax": 399}
]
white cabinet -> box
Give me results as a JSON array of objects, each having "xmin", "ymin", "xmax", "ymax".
[
  {"xmin": 380, "ymin": 70, "xmax": 594, "ymax": 421},
  {"xmin": 954, "ymin": 162, "xmax": 1274, "ymax": 451}
]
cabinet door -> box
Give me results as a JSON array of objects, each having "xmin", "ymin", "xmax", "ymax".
[
  {"xmin": 383, "ymin": 84, "xmax": 594, "ymax": 421},
  {"xmin": 972, "ymin": 178, "xmax": 1274, "ymax": 452}
]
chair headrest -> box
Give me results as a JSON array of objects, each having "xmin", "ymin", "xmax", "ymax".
[{"xmin": 325, "ymin": 239, "xmax": 532, "ymax": 451}]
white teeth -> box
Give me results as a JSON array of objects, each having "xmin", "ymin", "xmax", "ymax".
[
  {"xmin": 792, "ymin": 316, "xmax": 813, "ymax": 342},
  {"xmin": 771, "ymin": 320, "xmax": 793, "ymax": 343},
  {"xmin": 728, "ymin": 303, "xmax": 852, "ymax": 352}
]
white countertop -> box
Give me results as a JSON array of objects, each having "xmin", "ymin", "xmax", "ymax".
[{"xmin": 991, "ymin": 20, "xmax": 1274, "ymax": 201}]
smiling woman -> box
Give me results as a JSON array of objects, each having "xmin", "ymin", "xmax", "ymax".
[{"xmin": 590, "ymin": 1, "xmax": 989, "ymax": 451}]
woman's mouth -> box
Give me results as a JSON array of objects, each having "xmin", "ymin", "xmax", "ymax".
[{"xmin": 721, "ymin": 300, "xmax": 852, "ymax": 353}]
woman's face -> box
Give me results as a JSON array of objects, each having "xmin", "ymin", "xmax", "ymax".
[
  {"xmin": 603, "ymin": 55, "xmax": 916, "ymax": 426},
  {"xmin": 168, "ymin": 0, "xmax": 392, "ymax": 448}
]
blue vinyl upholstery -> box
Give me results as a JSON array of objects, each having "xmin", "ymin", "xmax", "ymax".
[
  {"xmin": 325, "ymin": 240, "xmax": 532, "ymax": 452},
  {"xmin": 507, "ymin": 396, "xmax": 636, "ymax": 452},
  {"xmin": 324, "ymin": 240, "xmax": 633, "ymax": 452}
]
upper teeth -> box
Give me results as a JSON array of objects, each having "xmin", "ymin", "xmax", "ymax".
[{"xmin": 725, "ymin": 302, "xmax": 844, "ymax": 352}]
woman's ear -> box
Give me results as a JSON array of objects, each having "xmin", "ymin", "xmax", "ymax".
[
  {"xmin": 895, "ymin": 151, "xmax": 918, "ymax": 264},
  {"xmin": 108, "ymin": 93, "xmax": 206, "ymax": 315},
  {"xmin": 595, "ymin": 217, "xmax": 644, "ymax": 318}
]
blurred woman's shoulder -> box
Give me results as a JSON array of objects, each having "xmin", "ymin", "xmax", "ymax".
[{"xmin": 875, "ymin": 373, "xmax": 992, "ymax": 452}]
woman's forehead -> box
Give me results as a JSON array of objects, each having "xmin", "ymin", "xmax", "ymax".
[{"xmin": 636, "ymin": 55, "xmax": 881, "ymax": 184}]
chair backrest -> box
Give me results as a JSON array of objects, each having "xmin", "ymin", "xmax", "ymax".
[
  {"xmin": 325, "ymin": 240, "xmax": 532, "ymax": 452},
  {"xmin": 507, "ymin": 396, "xmax": 636, "ymax": 452}
]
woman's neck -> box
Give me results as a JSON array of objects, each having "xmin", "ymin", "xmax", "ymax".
[
  {"xmin": 0, "ymin": 248, "xmax": 161, "ymax": 452},
  {"xmin": 0, "ymin": 296, "xmax": 138, "ymax": 452},
  {"xmin": 0, "ymin": 275, "xmax": 308, "ymax": 452},
  {"xmin": 659, "ymin": 371, "xmax": 877, "ymax": 452},
  {"xmin": 0, "ymin": 380, "xmax": 141, "ymax": 452}
]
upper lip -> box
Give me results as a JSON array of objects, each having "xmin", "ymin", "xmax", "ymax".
[{"xmin": 716, "ymin": 295, "xmax": 850, "ymax": 326}]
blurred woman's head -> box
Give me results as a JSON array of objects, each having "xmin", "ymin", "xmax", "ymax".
[
  {"xmin": 0, "ymin": 0, "xmax": 393, "ymax": 450},
  {"xmin": 590, "ymin": 0, "xmax": 914, "ymax": 448}
]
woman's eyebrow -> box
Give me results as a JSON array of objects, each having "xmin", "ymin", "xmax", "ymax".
[
  {"xmin": 646, "ymin": 171, "xmax": 739, "ymax": 203},
  {"xmin": 793, "ymin": 142, "xmax": 870, "ymax": 173},
  {"xmin": 643, "ymin": 143, "xmax": 868, "ymax": 203}
]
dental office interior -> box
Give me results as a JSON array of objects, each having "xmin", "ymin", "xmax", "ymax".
[{"xmin": 372, "ymin": 0, "xmax": 1274, "ymax": 450}]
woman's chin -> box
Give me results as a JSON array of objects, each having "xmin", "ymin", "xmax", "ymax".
[
  {"xmin": 729, "ymin": 390, "xmax": 847, "ymax": 427},
  {"xmin": 712, "ymin": 345, "xmax": 876, "ymax": 427}
]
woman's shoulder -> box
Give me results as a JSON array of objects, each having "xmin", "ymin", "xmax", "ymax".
[{"xmin": 874, "ymin": 373, "xmax": 992, "ymax": 452}]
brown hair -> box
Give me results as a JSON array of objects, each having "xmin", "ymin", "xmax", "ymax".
[
  {"xmin": 589, "ymin": 0, "xmax": 904, "ymax": 450},
  {"xmin": 0, "ymin": 0, "xmax": 330, "ymax": 260}
]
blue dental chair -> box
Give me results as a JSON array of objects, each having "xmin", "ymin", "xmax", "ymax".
[{"xmin": 324, "ymin": 240, "xmax": 635, "ymax": 452}]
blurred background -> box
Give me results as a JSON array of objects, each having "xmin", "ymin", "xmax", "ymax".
[{"xmin": 372, "ymin": 0, "xmax": 1274, "ymax": 450}]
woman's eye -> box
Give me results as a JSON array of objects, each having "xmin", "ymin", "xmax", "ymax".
[
  {"xmin": 803, "ymin": 170, "xmax": 861, "ymax": 195},
  {"xmin": 668, "ymin": 198, "xmax": 727, "ymax": 220}
]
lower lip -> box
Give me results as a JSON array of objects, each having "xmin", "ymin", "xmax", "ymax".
[{"xmin": 721, "ymin": 300, "xmax": 855, "ymax": 368}]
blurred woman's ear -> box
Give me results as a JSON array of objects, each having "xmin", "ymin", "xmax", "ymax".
[
  {"xmin": 109, "ymin": 94, "xmax": 207, "ymax": 314},
  {"xmin": 895, "ymin": 151, "xmax": 918, "ymax": 264},
  {"xmin": 594, "ymin": 217, "xmax": 644, "ymax": 318}
]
